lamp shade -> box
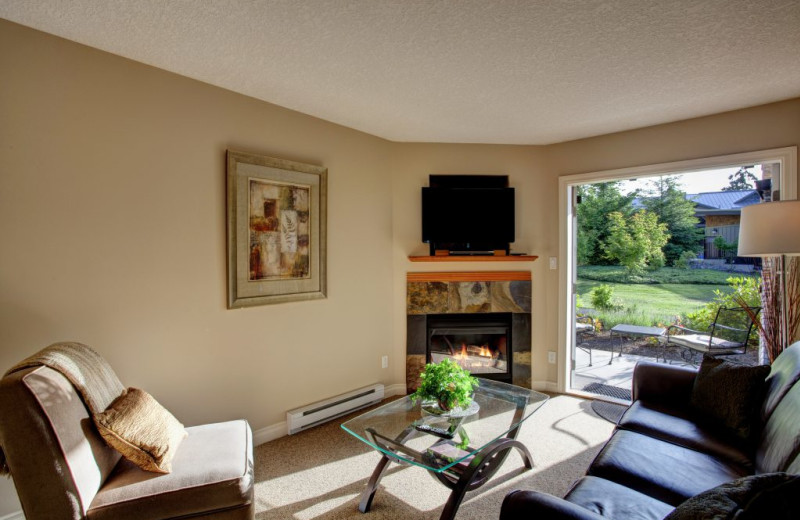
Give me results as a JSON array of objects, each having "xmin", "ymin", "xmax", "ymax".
[{"xmin": 738, "ymin": 200, "xmax": 800, "ymax": 257}]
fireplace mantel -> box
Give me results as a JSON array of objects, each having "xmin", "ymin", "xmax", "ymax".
[
  {"xmin": 408, "ymin": 255, "xmax": 538, "ymax": 262},
  {"xmin": 407, "ymin": 271, "xmax": 530, "ymax": 283}
]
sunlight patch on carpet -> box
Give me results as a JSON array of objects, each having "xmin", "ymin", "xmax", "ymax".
[
  {"xmin": 252, "ymin": 394, "xmax": 617, "ymax": 519},
  {"xmin": 296, "ymin": 495, "xmax": 359, "ymax": 519},
  {"xmin": 254, "ymin": 450, "xmax": 379, "ymax": 506}
]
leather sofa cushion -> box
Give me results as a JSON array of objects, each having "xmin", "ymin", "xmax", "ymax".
[
  {"xmin": 761, "ymin": 342, "xmax": 800, "ymax": 421},
  {"xmin": 756, "ymin": 381, "xmax": 800, "ymax": 474},
  {"xmin": 500, "ymin": 489, "xmax": 607, "ymax": 520},
  {"xmin": 618, "ymin": 401, "xmax": 753, "ymax": 469},
  {"xmin": 565, "ymin": 476, "xmax": 675, "ymax": 520},
  {"xmin": 631, "ymin": 361, "xmax": 697, "ymax": 406},
  {"xmin": 87, "ymin": 420, "xmax": 253, "ymax": 520},
  {"xmin": 588, "ymin": 430, "xmax": 748, "ymax": 506}
]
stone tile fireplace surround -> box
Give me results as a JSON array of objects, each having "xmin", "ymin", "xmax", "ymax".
[{"xmin": 406, "ymin": 271, "xmax": 532, "ymax": 391}]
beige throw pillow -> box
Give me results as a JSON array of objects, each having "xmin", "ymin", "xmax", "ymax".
[{"xmin": 93, "ymin": 387, "xmax": 187, "ymax": 473}]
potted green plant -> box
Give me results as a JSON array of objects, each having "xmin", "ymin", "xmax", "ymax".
[{"xmin": 411, "ymin": 358, "xmax": 479, "ymax": 412}]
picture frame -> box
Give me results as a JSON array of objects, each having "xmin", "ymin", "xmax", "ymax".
[{"xmin": 226, "ymin": 150, "xmax": 327, "ymax": 308}]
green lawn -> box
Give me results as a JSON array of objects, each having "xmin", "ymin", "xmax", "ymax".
[
  {"xmin": 575, "ymin": 265, "xmax": 761, "ymax": 329},
  {"xmin": 575, "ymin": 279, "xmax": 730, "ymax": 329}
]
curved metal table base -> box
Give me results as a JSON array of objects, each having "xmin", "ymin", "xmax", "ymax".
[{"xmin": 358, "ymin": 438, "xmax": 533, "ymax": 520}]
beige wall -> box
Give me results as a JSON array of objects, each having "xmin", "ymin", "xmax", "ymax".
[
  {"xmin": 0, "ymin": 13, "xmax": 395, "ymax": 475},
  {"xmin": 2, "ymin": 18, "xmax": 800, "ymax": 516},
  {"xmin": 389, "ymin": 144, "xmax": 561, "ymax": 386},
  {"xmin": 546, "ymin": 98, "xmax": 800, "ymax": 176}
]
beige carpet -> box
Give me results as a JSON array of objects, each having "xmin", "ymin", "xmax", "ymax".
[{"xmin": 253, "ymin": 394, "xmax": 615, "ymax": 519}]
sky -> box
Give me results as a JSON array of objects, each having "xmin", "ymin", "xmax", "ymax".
[{"xmin": 619, "ymin": 165, "xmax": 763, "ymax": 195}]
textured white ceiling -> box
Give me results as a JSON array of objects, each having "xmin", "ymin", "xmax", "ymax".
[{"xmin": 2, "ymin": 0, "xmax": 799, "ymax": 144}]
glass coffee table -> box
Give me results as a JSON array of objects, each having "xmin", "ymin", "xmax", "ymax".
[{"xmin": 341, "ymin": 379, "xmax": 548, "ymax": 520}]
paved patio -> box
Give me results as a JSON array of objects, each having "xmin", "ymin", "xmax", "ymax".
[
  {"xmin": 572, "ymin": 346, "xmax": 641, "ymax": 402},
  {"xmin": 571, "ymin": 333, "xmax": 760, "ymax": 403}
]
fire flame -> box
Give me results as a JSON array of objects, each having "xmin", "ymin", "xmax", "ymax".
[{"xmin": 453, "ymin": 343, "xmax": 495, "ymax": 362}]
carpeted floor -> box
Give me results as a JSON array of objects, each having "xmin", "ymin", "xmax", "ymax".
[{"xmin": 252, "ymin": 394, "xmax": 615, "ymax": 519}]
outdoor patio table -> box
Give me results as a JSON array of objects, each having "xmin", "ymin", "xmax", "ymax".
[{"xmin": 609, "ymin": 324, "xmax": 666, "ymax": 364}]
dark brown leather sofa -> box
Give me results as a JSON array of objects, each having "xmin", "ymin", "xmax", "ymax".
[{"xmin": 500, "ymin": 342, "xmax": 800, "ymax": 519}]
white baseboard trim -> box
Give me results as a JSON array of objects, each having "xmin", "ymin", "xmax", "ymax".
[
  {"xmin": 531, "ymin": 380, "xmax": 558, "ymax": 393},
  {"xmin": 253, "ymin": 383, "xmax": 408, "ymax": 446},
  {"xmin": 252, "ymin": 421, "xmax": 287, "ymax": 446},
  {"xmin": 384, "ymin": 383, "xmax": 407, "ymax": 397},
  {"xmin": 0, "ymin": 510, "xmax": 24, "ymax": 520}
]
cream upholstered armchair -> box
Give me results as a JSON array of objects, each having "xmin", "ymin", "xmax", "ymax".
[{"xmin": 0, "ymin": 343, "xmax": 255, "ymax": 520}]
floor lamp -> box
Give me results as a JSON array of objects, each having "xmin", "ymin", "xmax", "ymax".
[{"xmin": 738, "ymin": 200, "xmax": 800, "ymax": 356}]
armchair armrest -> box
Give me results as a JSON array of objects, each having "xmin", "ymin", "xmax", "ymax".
[
  {"xmin": 631, "ymin": 361, "xmax": 697, "ymax": 406},
  {"xmin": 500, "ymin": 490, "xmax": 606, "ymax": 520}
]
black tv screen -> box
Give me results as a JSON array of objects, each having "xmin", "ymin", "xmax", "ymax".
[{"xmin": 422, "ymin": 187, "xmax": 515, "ymax": 248}]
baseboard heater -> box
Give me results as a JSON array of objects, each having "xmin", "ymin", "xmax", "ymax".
[{"xmin": 286, "ymin": 383, "xmax": 385, "ymax": 435}]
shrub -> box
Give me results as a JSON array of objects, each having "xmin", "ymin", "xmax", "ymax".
[
  {"xmin": 683, "ymin": 276, "xmax": 762, "ymax": 342},
  {"xmin": 590, "ymin": 284, "xmax": 620, "ymax": 311},
  {"xmin": 674, "ymin": 250, "xmax": 697, "ymax": 269},
  {"xmin": 713, "ymin": 236, "xmax": 739, "ymax": 263},
  {"xmin": 646, "ymin": 252, "xmax": 666, "ymax": 271}
]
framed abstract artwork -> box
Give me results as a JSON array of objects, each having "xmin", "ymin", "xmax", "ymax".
[{"xmin": 226, "ymin": 150, "xmax": 327, "ymax": 307}]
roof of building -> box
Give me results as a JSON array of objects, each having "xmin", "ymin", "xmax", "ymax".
[
  {"xmin": 686, "ymin": 189, "xmax": 760, "ymax": 210},
  {"xmin": 633, "ymin": 189, "xmax": 760, "ymax": 214}
]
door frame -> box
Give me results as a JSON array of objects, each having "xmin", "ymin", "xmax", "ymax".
[{"xmin": 557, "ymin": 146, "xmax": 798, "ymax": 394}]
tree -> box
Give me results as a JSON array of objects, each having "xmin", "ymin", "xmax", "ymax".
[
  {"xmin": 576, "ymin": 182, "xmax": 638, "ymax": 265},
  {"xmin": 723, "ymin": 166, "xmax": 757, "ymax": 191},
  {"xmin": 603, "ymin": 210, "xmax": 670, "ymax": 274},
  {"xmin": 640, "ymin": 176, "xmax": 703, "ymax": 265}
]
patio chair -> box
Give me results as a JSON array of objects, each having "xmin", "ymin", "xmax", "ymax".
[
  {"xmin": 576, "ymin": 315, "xmax": 596, "ymax": 366},
  {"xmin": 661, "ymin": 306, "xmax": 761, "ymax": 364}
]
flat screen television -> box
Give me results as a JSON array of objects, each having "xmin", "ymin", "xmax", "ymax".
[{"xmin": 422, "ymin": 186, "xmax": 515, "ymax": 255}]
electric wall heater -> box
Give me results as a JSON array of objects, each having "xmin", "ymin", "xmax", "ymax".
[{"xmin": 286, "ymin": 383, "xmax": 385, "ymax": 435}]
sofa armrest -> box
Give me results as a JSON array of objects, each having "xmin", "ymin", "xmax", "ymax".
[
  {"xmin": 500, "ymin": 490, "xmax": 606, "ymax": 520},
  {"xmin": 631, "ymin": 361, "xmax": 697, "ymax": 406}
]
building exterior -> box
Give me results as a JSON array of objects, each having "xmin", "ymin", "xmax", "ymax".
[{"xmin": 687, "ymin": 190, "xmax": 761, "ymax": 259}]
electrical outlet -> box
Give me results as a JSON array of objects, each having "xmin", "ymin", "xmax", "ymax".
[
  {"xmin": 381, "ymin": 355, "xmax": 389, "ymax": 369},
  {"xmin": 548, "ymin": 351, "xmax": 557, "ymax": 364}
]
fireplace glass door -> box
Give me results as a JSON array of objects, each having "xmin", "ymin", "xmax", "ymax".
[{"xmin": 427, "ymin": 313, "xmax": 511, "ymax": 381}]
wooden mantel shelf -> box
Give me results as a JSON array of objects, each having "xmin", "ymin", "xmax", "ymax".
[
  {"xmin": 407, "ymin": 271, "xmax": 530, "ymax": 282},
  {"xmin": 408, "ymin": 255, "xmax": 538, "ymax": 262}
]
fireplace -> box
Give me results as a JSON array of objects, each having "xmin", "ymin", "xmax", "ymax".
[
  {"xmin": 427, "ymin": 313, "xmax": 512, "ymax": 382},
  {"xmin": 406, "ymin": 271, "xmax": 532, "ymax": 391}
]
